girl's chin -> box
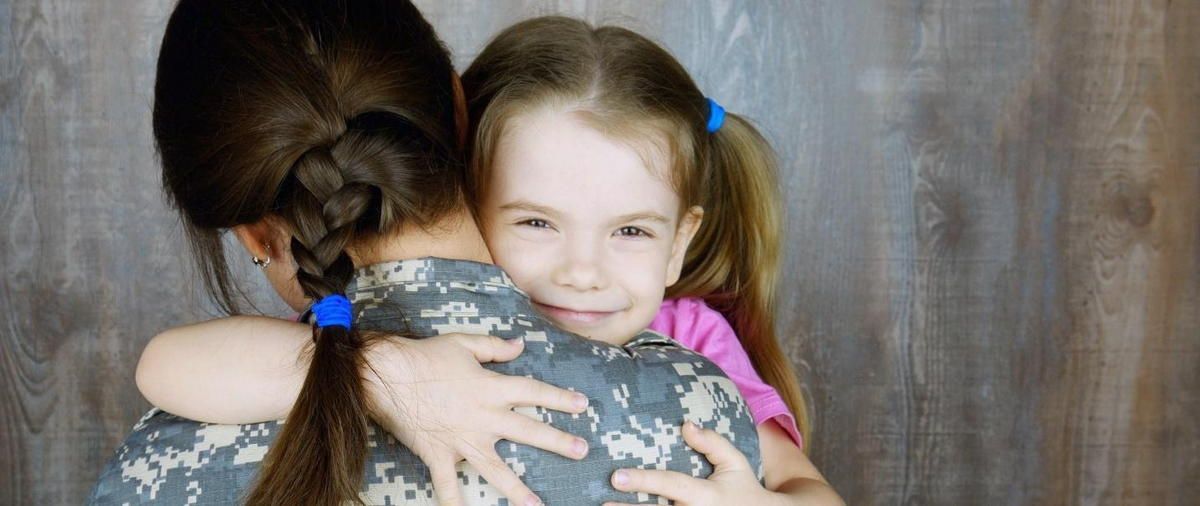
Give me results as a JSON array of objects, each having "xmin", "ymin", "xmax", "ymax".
[{"xmin": 552, "ymin": 320, "xmax": 640, "ymax": 346}]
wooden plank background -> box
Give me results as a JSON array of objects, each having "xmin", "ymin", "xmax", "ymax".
[{"xmin": 2, "ymin": 1, "xmax": 1197, "ymax": 504}]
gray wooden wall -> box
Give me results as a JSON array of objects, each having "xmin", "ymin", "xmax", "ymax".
[{"xmin": 2, "ymin": 1, "xmax": 1197, "ymax": 504}]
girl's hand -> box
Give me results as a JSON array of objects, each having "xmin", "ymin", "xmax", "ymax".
[
  {"xmin": 363, "ymin": 333, "xmax": 590, "ymax": 506},
  {"xmin": 604, "ymin": 421, "xmax": 790, "ymax": 506}
]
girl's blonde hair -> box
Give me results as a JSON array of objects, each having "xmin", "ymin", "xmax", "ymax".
[{"xmin": 462, "ymin": 16, "xmax": 811, "ymax": 447}]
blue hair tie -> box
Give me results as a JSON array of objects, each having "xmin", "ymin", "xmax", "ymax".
[
  {"xmin": 310, "ymin": 294, "xmax": 353, "ymax": 329},
  {"xmin": 706, "ymin": 98, "xmax": 726, "ymax": 133}
]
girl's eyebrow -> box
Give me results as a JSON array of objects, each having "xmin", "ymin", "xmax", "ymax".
[
  {"xmin": 611, "ymin": 211, "xmax": 671, "ymax": 225},
  {"xmin": 498, "ymin": 200, "xmax": 559, "ymax": 216}
]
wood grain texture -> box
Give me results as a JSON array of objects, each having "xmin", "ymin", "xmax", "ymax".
[{"xmin": 1, "ymin": 1, "xmax": 1196, "ymax": 504}]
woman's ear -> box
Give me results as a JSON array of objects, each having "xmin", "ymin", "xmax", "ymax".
[
  {"xmin": 232, "ymin": 215, "xmax": 294, "ymax": 266},
  {"xmin": 665, "ymin": 206, "xmax": 704, "ymax": 287},
  {"xmin": 451, "ymin": 71, "xmax": 469, "ymax": 150},
  {"xmin": 232, "ymin": 217, "xmax": 310, "ymax": 311},
  {"xmin": 231, "ymin": 219, "xmax": 278, "ymax": 263}
]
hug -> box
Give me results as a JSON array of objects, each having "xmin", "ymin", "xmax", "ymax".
[{"xmin": 88, "ymin": 1, "xmax": 841, "ymax": 504}]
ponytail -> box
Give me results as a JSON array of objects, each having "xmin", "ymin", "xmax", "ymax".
[
  {"xmin": 247, "ymin": 320, "xmax": 374, "ymax": 505},
  {"xmin": 668, "ymin": 112, "xmax": 813, "ymax": 449}
]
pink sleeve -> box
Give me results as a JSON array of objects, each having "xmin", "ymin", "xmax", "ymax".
[{"xmin": 648, "ymin": 297, "xmax": 803, "ymax": 450}]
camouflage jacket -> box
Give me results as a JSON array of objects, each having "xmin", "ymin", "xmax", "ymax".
[{"xmin": 88, "ymin": 258, "xmax": 759, "ymax": 505}]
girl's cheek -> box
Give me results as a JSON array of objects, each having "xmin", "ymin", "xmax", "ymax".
[
  {"xmin": 609, "ymin": 238, "xmax": 676, "ymax": 275},
  {"xmin": 490, "ymin": 235, "xmax": 546, "ymax": 287},
  {"xmin": 612, "ymin": 251, "xmax": 670, "ymax": 289},
  {"xmin": 494, "ymin": 228, "xmax": 545, "ymax": 260}
]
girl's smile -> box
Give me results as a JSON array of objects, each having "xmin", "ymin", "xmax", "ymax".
[{"xmin": 533, "ymin": 301, "xmax": 623, "ymax": 326}]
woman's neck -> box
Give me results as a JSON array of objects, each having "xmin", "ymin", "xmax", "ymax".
[{"xmin": 349, "ymin": 207, "xmax": 493, "ymax": 267}]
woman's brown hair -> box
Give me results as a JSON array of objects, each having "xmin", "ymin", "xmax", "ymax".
[
  {"xmin": 462, "ymin": 16, "xmax": 811, "ymax": 447},
  {"xmin": 154, "ymin": 1, "xmax": 461, "ymax": 503}
]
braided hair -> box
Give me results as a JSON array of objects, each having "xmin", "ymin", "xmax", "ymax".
[{"xmin": 153, "ymin": 1, "xmax": 461, "ymax": 504}]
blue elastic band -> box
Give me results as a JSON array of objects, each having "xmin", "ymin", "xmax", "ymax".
[
  {"xmin": 706, "ymin": 98, "xmax": 726, "ymax": 133},
  {"xmin": 310, "ymin": 294, "xmax": 353, "ymax": 329}
]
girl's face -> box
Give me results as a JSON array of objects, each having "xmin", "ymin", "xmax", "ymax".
[{"xmin": 481, "ymin": 107, "xmax": 701, "ymax": 346}]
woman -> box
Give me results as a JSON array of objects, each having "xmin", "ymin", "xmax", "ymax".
[{"xmin": 88, "ymin": 1, "xmax": 758, "ymax": 504}]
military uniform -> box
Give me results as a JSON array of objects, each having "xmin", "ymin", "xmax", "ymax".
[{"xmin": 88, "ymin": 258, "xmax": 760, "ymax": 505}]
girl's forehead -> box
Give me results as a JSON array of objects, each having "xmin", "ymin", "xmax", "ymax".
[
  {"xmin": 498, "ymin": 106, "xmax": 678, "ymax": 184},
  {"xmin": 489, "ymin": 108, "xmax": 682, "ymax": 218}
]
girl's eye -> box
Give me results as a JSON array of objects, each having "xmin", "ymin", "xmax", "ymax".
[
  {"xmin": 615, "ymin": 226, "xmax": 651, "ymax": 238},
  {"xmin": 518, "ymin": 219, "xmax": 552, "ymax": 229}
]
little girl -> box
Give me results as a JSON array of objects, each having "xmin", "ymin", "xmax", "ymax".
[{"xmin": 138, "ymin": 16, "xmax": 841, "ymax": 505}]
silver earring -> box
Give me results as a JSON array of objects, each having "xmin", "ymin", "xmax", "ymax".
[{"xmin": 252, "ymin": 245, "xmax": 271, "ymax": 269}]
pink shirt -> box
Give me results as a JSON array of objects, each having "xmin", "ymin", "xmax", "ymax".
[{"xmin": 648, "ymin": 297, "xmax": 803, "ymax": 449}]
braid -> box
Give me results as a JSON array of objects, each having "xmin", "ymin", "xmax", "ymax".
[
  {"xmin": 247, "ymin": 129, "xmax": 387, "ymax": 506},
  {"xmin": 287, "ymin": 142, "xmax": 375, "ymax": 298}
]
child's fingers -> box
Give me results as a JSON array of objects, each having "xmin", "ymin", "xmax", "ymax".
[
  {"xmin": 428, "ymin": 460, "xmax": 465, "ymax": 506},
  {"xmin": 464, "ymin": 445, "xmax": 542, "ymax": 506},
  {"xmin": 681, "ymin": 421, "xmax": 752, "ymax": 474},
  {"xmin": 447, "ymin": 333, "xmax": 524, "ymax": 363},
  {"xmin": 503, "ymin": 375, "xmax": 589, "ymax": 413},
  {"xmin": 499, "ymin": 411, "xmax": 589, "ymax": 460},
  {"xmin": 610, "ymin": 468, "xmax": 701, "ymax": 503}
]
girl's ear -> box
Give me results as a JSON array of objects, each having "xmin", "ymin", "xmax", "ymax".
[
  {"xmin": 665, "ymin": 206, "xmax": 704, "ymax": 287},
  {"xmin": 451, "ymin": 71, "xmax": 468, "ymax": 150}
]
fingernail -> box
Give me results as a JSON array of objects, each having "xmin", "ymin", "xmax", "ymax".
[
  {"xmin": 525, "ymin": 493, "xmax": 542, "ymax": 506},
  {"xmin": 573, "ymin": 438, "xmax": 588, "ymax": 458},
  {"xmin": 510, "ymin": 337, "xmax": 524, "ymax": 346},
  {"xmin": 613, "ymin": 469, "xmax": 630, "ymax": 487},
  {"xmin": 573, "ymin": 393, "xmax": 588, "ymax": 410}
]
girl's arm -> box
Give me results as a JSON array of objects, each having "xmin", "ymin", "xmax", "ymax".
[
  {"xmin": 758, "ymin": 421, "xmax": 844, "ymax": 504},
  {"xmin": 136, "ymin": 316, "xmax": 308, "ymax": 423},
  {"xmin": 605, "ymin": 421, "xmax": 844, "ymax": 506},
  {"xmin": 135, "ymin": 315, "xmax": 593, "ymax": 506}
]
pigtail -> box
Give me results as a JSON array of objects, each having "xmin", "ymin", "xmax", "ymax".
[{"xmin": 669, "ymin": 111, "xmax": 813, "ymax": 449}]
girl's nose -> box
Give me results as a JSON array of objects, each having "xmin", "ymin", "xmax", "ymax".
[{"xmin": 552, "ymin": 245, "xmax": 608, "ymax": 291}]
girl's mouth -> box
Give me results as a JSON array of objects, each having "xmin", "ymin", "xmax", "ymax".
[{"xmin": 533, "ymin": 301, "xmax": 619, "ymax": 325}]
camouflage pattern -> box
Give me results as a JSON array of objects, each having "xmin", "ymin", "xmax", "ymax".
[{"xmin": 88, "ymin": 258, "xmax": 760, "ymax": 505}]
